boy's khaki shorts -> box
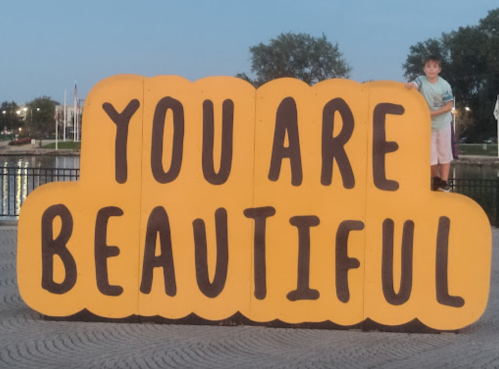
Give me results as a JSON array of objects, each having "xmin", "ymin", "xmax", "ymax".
[{"xmin": 431, "ymin": 123, "xmax": 453, "ymax": 165}]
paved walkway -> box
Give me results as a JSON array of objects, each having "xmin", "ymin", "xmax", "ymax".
[{"xmin": 1, "ymin": 225, "xmax": 498, "ymax": 369}]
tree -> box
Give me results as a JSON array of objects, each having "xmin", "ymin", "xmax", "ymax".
[
  {"xmin": 446, "ymin": 27, "xmax": 488, "ymax": 104},
  {"xmin": 479, "ymin": 8, "xmax": 499, "ymax": 37},
  {"xmin": 25, "ymin": 96, "xmax": 59, "ymax": 143},
  {"xmin": 402, "ymin": 38, "xmax": 450, "ymax": 81},
  {"xmin": 402, "ymin": 8, "xmax": 499, "ymax": 141},
  {"xmin": 238, "ymin": 32, "xmax": 351, "ymax": 87},
  {"xmin": 0, "ymin": 101, "xmax": 23, "ymax": 137},
  {"xmin": 478, "ymin": 9, "xmax": 499, "ymax": 114}
]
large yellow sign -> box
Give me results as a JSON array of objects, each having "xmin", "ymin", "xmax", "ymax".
[{"xmin": 17, "ymin": 76, "xmax": 491, "ymax": 331}]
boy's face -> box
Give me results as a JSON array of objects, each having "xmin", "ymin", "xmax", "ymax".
[{"xmin": 423, "ymin": 61, "xmax": 441, "ymax": 80}]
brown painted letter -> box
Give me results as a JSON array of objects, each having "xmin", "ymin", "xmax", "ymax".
[
  {"xmin": 151, "ymin": 97, "xmax": 184, "ymax": 184},
  {"xmin": 102, "ymin": 100, "xmax": 140, "ymax": 184},
  {"xmin": 287, "ymin": 216, "xmax": 320, "ymax": 301},
  {"xmin": 268, "ymin": 97, "xmax": 303, "ymax": 186},
  {"xmin": 336, "ymin": 220, "xmax": 364, "ymax": 303},
  {"xmin": 202, "ymin": 99, "xmax": 234, "ymax": 185},
  {"xmin": 436, "ymin": 216, "xmax": 465, "ymax": 307},
  {"xmin": 382, "ymin": 219, "xmax": 414, "ymax": 305},
  {"xmin": 95, "ymin": 206, "xmax": 124, "ymax": 296},
  {"xmin": 372, "ymin": 103, "xmax": 404, "ymax": 191},
  {"xmin": 243, "ymin": 206, "xmax": 276, "ymax": 300},
  {"xmin": 140, "ymin": 207, "xmax": 177, "ymax": 296},
  {"xmin": 193, "ymin": 208, "xmax": 229, "ymax": 298},
  {"xmin": 41, "ymin": 204, "xmax": 76, "ymax": 294},
  {"xmin": 321, "ymin": 98, "xmax": 355, "ymax": 188}
]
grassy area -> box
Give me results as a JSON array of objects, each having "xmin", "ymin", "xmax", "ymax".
[
  {"xmin": 457, "ymin": 143, "xmax": 498, "ymax": 156},
  {"xmin": 43, "ymin": 141, "xmax": 81, "ymax": 150}
]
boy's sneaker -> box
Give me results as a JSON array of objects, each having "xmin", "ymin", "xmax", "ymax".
[
  {"xmin": 438, "ymin": 180, "xmax": 451, "ymax": 192},
  {"xmin": 432, "ymin": 177, "xmax": 441, "ymax": 191}
]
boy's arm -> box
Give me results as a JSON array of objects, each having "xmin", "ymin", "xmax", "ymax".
[
  {"xmin": 405, "ymin": 81, "xmax": 418, "ymax": 90},
  {"xmin": 430, "ymin": 101, "xmax": 453, "ymax": 117}
]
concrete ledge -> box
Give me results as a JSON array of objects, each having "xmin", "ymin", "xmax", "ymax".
[
  {"xmin": 453, "ymin": 155, "xmax": 499, "ymax": 166},
  {"xmin": 0, "ymin": 149, "xmax": 80, "ymax": 156}
]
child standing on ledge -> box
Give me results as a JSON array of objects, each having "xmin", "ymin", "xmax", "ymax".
[{"xmin": 405, "ymin": 55, "xmax": 454, "ymax": 192}]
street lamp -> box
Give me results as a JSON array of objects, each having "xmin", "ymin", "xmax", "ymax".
[{"xmin": 2, "ymin": 111, "xmax": 5, "ymax": 135}]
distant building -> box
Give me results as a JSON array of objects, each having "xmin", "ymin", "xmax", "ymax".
[{"xmin": 17, "ymin": 101, "xmax": 84, "ymax": 140}]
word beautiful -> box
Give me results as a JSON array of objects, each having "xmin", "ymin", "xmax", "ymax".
[
  {"xmin": 42, "ymin": 204, "xmax": 464, "ymax": 307},
  {"xmin": 18, "ymin": 76, "xmax": 491, "ymax": 332}
]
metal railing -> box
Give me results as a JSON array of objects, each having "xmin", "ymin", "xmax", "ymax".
[
  {"xmin": 1, "ymin": 167, "xmax": 499, "ymax": 227},
  {"xmin": 449, "ymin": 178, "xmax": 499, "ymax": 227},
  {"xmin": 1, "ymin": 167, "xmax": 79, "ymax": 218}
]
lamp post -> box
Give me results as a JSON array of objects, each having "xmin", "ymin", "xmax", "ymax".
[
  {"xmin": 456, "ymin": 106, "xmax": 472, "ymax": 142},
  {"xmin": 1, "ymin": 110, "xmax": 6, "ymax": 138},
  {"xmin": 34, "ymin": 107, "xmax": 41, "ymax": 147},
  {"xmin": 465, "ymin": 107, "xmax": 471, "ymax": 138},
  {"xmin": 22, "ymin": 107, "xmax": 28, "ymax": 132}
]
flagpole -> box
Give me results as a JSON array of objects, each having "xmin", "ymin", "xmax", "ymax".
[
  {"xmin": 77, "ymin": 99, "xmax": 80, "ymax": 142},
  {"xmin": 76, "ymin": 104, "xmax": 78, "ymax": 142},
  {"xmin": 55, "ymin": 107, "xmax": 58, "ymax": 150},
  {"xmin": 74, "ymin": 82, "xmax": 77, "ymax": 142},
  {"xmin": 63, "ymin": 90, "xmax": 67, "ymax": 141},
  {"xmin": 77, "ymin": 101, "xmax": 79, "ymax": 142}
]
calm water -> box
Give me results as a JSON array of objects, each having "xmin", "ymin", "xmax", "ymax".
[
  {"xmin": 0, "ymin": 156, "xmax": 80, "ymax": 219},
  {"xmin": 0, "ymin": 155, "xmax": 80, "ymax": 169},
  {"xmin": 1, "ymin": 156, "xmax": 498, "ymax": 223},
  {"xmin": 0, "ymin": 155, "xmax": 497, "ymax": 179}
]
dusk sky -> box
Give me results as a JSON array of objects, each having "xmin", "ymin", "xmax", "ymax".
[{"xmin": 1, "ymin": 0, "xmax": 497, "ymax": 105}]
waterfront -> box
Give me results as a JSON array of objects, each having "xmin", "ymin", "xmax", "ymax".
[
  {"xmin": 0, "ymin": 155, "xmax": 498, "ymax": 179},
  {"xmin": 0, "ymin": 155, "xmax": 80, "ymax": 169},
  {"xmin": 1, "ymin": 155, "xmax": 499, "ymax": 183},
  {"xmin": 1, "ymin": 155, "xmax": 499, "ymax": 223},
  {"xmin": 0, "ymin": 156, "xmax": 80, "ymax": 219}
]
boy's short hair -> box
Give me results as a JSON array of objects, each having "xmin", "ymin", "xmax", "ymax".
[{"xmin": 424, "ymin": 55, "xmax": 442, "ymax": 67}]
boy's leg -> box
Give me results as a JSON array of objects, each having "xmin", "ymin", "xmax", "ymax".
[
  {"xmin": 436, "ymin": 124, "xmax": 453, "ymax": 192},
  {"xmin": 430, "ymin": 131, "xmax": 440, "ymax": 190},
  {"xmin": 440, "ymin": 163, "xmax": 450, "ymax": 182},
  {"xmin": 431, "ymin": 165, "xmax": 439, "ymax": 178}
]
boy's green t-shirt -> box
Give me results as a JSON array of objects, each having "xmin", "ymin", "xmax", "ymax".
[{"xmin": 413, "ymin": 76, "xmax": 453, "ymax": 130}]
